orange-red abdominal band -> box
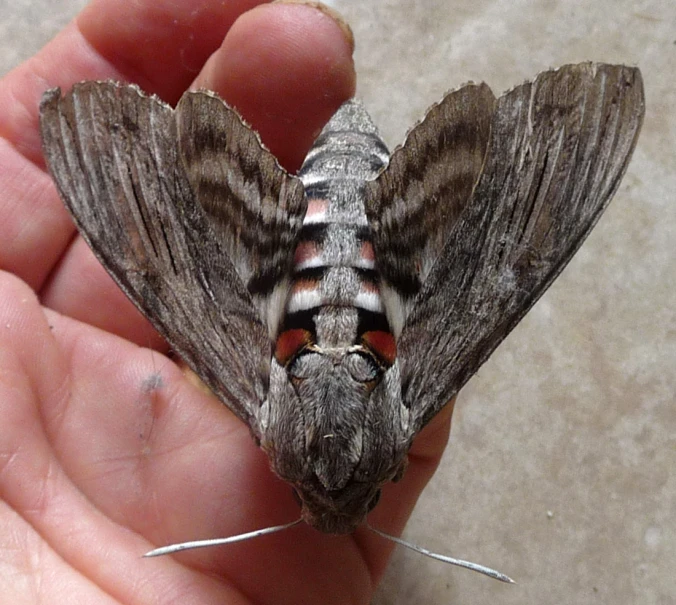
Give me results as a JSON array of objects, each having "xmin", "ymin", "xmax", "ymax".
[
  {"xmin": 361, "ymin": 330, "xmax": 397, "ymax": 366},
  {"xmin": 275, "ymin": 328, "xmax": 313, "ymax": 366},
  {"xmin": 294, "ymin": 240, "xmax": 321, "ymax": 266},
  {"xmin": 304, "ymin": 198, "xmax": 329, "ymax": 222},
  {"xmin": 360, "ymin": 240, "xmax": 375, "ymax": 263}
]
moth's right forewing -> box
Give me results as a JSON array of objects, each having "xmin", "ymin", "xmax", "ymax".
[
  {"xmin": 396, "ymin": 63, "xmax": 645, "ymax": 431},
  {"xmin": 40, "ymin": 83, "xmax": 272, "ymax": 429}
]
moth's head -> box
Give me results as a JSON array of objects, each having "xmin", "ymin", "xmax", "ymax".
[{"xmin": 260, "ymin": 346, "xmax": 410, "ymax": 534}]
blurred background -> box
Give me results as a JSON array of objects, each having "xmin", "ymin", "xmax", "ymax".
[{"xmin": 2, "ymin": 1, "xmax": 673, "ymax": 603}]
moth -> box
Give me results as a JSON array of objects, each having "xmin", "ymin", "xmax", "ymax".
[{"xmin": 40, "ymin": 63, "xmax": 644, "ymax": 541}]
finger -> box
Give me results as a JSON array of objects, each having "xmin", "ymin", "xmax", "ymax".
[
  {"xmin": 194, "ymin": 2, "xmax": 356, "ymax": 171},
  {"xmin": 2, "ymin": 0, "xmax": 267, "ymax": 166},
  {"xmin": 0, "ymin": 0, "xmax": 266, "ymax": 290},
  {"xmin": 39, "ymin": 2, "xmax": 356, "ymax": 345}
]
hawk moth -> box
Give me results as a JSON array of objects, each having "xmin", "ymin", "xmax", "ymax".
[{"xmin": 39, "ymin": 63, "xmax": 644, "ymax": 537}]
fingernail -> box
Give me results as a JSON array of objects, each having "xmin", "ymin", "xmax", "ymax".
[{"xmin": 272, "ymin": 1, "xmax": 355, "ymax": 53}]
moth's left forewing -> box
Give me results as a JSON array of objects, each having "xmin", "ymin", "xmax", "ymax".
[
  {"xmin": 393, "ymin": 63, "xmax": 644, "ymax": 432},
  {"xmin": 39, "ymin": 83, "xmax": 284, "ymax": 430}
]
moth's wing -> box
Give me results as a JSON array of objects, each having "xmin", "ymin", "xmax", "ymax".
[
  {"xmin": 39, "ymin": 82, "xmax": 305, "ymax": 429},
  {"xmin": 364, "ymin": 83, "xmax": 496, "ymax": 336},
  {"xmin": 175, "ymin": 91, "xmax": 306, "ymax": 332},
  {"xmin": 384, "ymin": 63, "xmax": 643, "ymax": 432}
]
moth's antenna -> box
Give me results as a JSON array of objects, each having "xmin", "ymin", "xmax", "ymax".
[
  {"xmin": 367, "ymin": 525, "xmax": 515, "ymax": 584},
  {"xmin": 144, "ymin": 519, "xmax": 302, "ymax": 558}
]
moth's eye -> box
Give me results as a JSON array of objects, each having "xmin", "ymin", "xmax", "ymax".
[
  {"xmin": 345, "ymin": 353, "xmax": 379, "ymax": 383},
  {"xmin": 367, "ymin": 489, "xmax": 381, "ymax": 512},
  {"xmin": 288, "ymin": 352, "xmax": 322, "ymax": 380}
]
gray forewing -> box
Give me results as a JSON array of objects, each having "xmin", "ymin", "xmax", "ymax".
[
  {"xmin": 39, "ymin": 82, "xmax": 297, "ymax": 430},
  {"xmin": 391, "ymin": 63, "xmax": 645, "ymax": 431}
]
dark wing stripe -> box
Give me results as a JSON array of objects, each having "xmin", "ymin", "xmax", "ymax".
[
  {"xmin": 365, "ymin": 83, "xmax": 495, "ymax": 310},
  {"xmin": 176, "ymin": 91, "xmax": 306, "ymax": 301}
]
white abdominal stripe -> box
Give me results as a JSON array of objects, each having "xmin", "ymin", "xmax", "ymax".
[{"xmin": 286, "ymin": 273, "xmax": 384, "ymax": 316}]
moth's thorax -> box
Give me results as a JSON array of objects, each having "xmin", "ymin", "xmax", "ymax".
[{"xmin": 262, "ymin": 354, "xmax": 409, "ymax": 534}]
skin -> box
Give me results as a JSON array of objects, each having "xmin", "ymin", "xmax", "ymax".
[{"xmin": 0, "ymin": 1, "xmax": 454, "ymax": 603}]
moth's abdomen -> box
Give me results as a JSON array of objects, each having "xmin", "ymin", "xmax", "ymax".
[{"xmin": 275, "ymin": 100, "xmax": 396, "ymax": 366}]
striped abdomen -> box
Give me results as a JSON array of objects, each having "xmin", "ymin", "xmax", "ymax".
[{"xmin": 275, "ymin": 101, "xmax": 396, "ymax": 367}]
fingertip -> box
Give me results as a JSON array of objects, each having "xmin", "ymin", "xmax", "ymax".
[
  {"xmin": 272, "ymin": 0, "xmax": 355, "ymax": 54},
  {"xmin": 194, "ymin": 2, "xmax": 356, "ymax": 171}
]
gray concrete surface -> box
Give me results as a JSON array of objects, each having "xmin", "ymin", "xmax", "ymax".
[{"xmin": 1, "ymin": 1, "xmax": 673, "ymax": 603}]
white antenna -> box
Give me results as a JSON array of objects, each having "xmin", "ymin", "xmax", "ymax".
[
  {"xmin": 143, "ymin": 519, "xmax": 302, "ymax": 558},
  {"xmin": 144, "ymin": 518, "xmax": 514, "ymax": 584},
  {"xmin": 367, "ymin": 525, "xmax": 515, "ymax": 584}
]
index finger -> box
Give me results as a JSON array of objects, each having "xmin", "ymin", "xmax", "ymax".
[{"xmin": 2, "ymin": 0, "xmax": 267, "ymax": 167}]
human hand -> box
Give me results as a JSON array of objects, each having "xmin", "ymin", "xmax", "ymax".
[{"xmin": 0, "ymin": 1, "xmax": 453, "ymax": 603}]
